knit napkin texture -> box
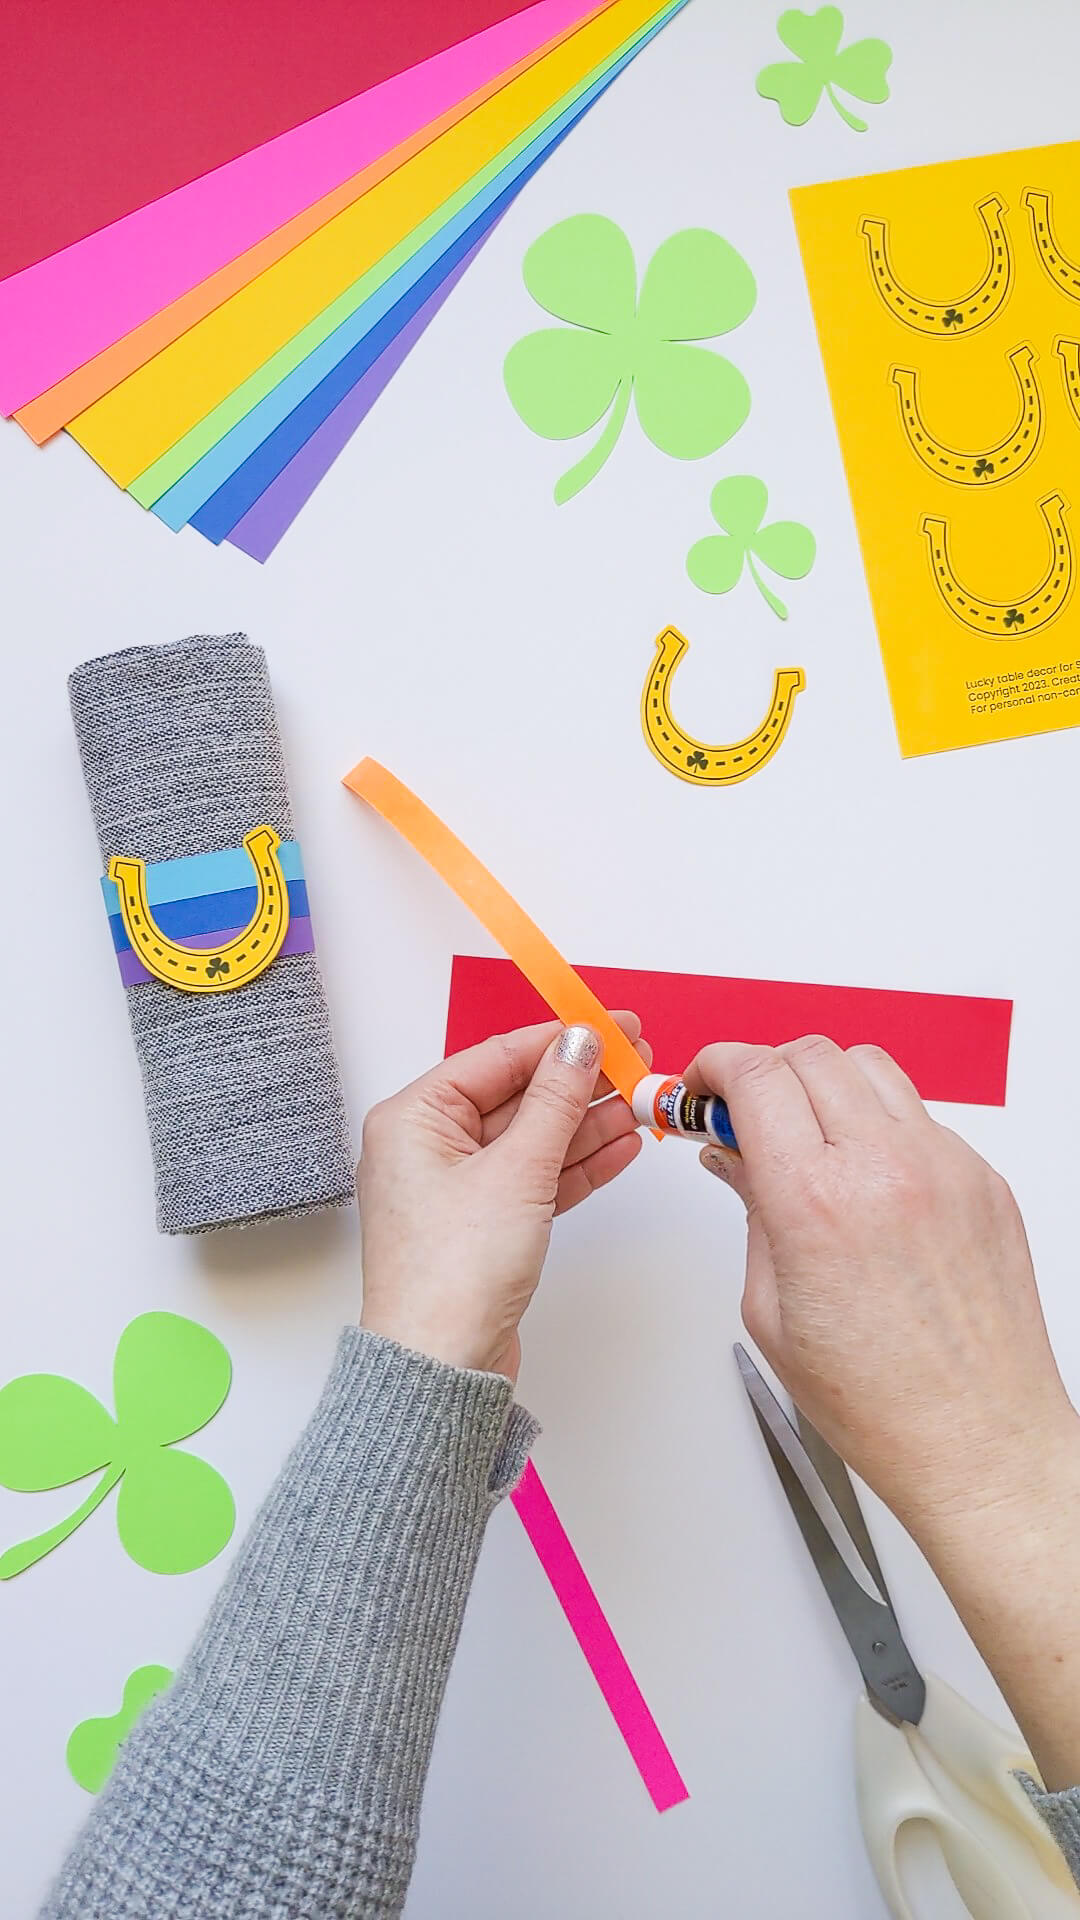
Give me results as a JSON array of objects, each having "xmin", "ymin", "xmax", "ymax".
[{"xmin": 69, "ymin": 633, "xmax": 354, "ymax": 1233}]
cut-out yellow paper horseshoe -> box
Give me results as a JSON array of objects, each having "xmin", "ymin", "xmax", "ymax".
[
  {"xmin": 1023, "ymin": 190, "xmax": 1080, "ymax": 302},
  {"xmin": 860, "ymin": 195, "xmax": 1012, "ymax": 336},
  {"xmin": 1055, "ymin": 338, "xmax": 1080, "ymax": 428},
  {"xmin": 921, "ymin": 492, "xmax": 1074, "ymax": 637},
  {"xmin": 641, "ymin": 627, "xmax": 804, "ymax": 787},
  {"xmin": 891, "ymin": 344, "xmax": 1041, "ymax": 487},
  {"xmin": 109, "ymin": 826, "xmax": 290, "ymax": 992}
]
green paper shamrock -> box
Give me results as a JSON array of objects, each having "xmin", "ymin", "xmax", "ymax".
[
  {"xmin": 756, "ymin": 8, "xmax": 892, "ymax": 133},
  {"xmin": 687, "ymin": 476, "xmax": 816, "ymax": 620},
  {"xmin": 504, "ymin": 214, "xmax": 756, "ymax": 503},
  {"xmin": 0, "ymin": 1312, "xmax": 235, "ymax": 1580},
  {"xmin": 67, "ymin": 1665, "xmax": 174, "ymax": 1794}
]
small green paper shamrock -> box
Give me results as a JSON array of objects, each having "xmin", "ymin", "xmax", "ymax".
[
  {"xmin": 756, "ymin": 8, "xmax": 892, "ymax": 133},
  {"xmin": 687, "ymin": 476, "xmax": 816, "ymax": 620},
  {"xmin": 504, "ymin": 214, "xmax": 756, "ymax": 503},
  {"xmin": 0, "ymin": 1312, "xmax": 235, "ymax": 1580},
  {"xmin": 67, "ymin": 1665, "xmax": 174, "ymax": 1794}
]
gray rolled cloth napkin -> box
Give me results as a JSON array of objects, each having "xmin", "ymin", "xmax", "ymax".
[{"xmin": 69, "ymin": 634, "xmax": 354, "ymax": 1233}]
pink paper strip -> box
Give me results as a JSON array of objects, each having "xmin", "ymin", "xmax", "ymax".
[
  {"xmin": 510, "ymin": 1461, "xmax": 689, "ymax": 1811},
  {"xmin": 0, "ymin": 0, "xmax": 600, "ymax": 415}
]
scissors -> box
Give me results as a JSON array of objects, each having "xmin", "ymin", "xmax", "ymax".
[{"xmin": 735, "ymin": 1343, "xmax": 1080, "ymax": 1919}]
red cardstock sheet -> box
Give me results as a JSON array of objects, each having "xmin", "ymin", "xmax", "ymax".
[
  {"xmin": 445, "ymin": 956, "xmax": 1013, "ymax": 1107},
  {"xmin": 0, "ymin": 0, "xmax": 535, "ymax": 278}
]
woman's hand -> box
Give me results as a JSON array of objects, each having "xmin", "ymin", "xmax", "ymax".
[
  {"xmin": 686, "ymin": 1037, "xmax": 1074, "ymax": 1537},
  {"xmin": 688, "ymin": 1038, "xmax": 1080, "ymax": 1793},
  {"xmin": 358, "ymin": 1015, "xmax": 649, "ymax": 1382}
]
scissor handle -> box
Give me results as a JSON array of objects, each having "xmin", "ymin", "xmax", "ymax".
[{"xmin": 855, "ymin": 1674, "xmax": 1080, "ymax": 1918}]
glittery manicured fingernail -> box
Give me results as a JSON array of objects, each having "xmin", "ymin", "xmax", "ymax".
[
  {"xmin": 701, "ymin": 1147, "xmax": 733, "ymax": 1181},
  {"xmin": 554, "ymin": 1025, "xmax": 600, "ymax": 1070}
]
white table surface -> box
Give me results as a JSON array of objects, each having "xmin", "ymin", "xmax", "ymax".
[{"xmin": 4, "ymin": 3, "xmax": 1080, "ymax": 1912}]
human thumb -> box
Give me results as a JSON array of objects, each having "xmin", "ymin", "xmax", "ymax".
[
  {"xmin": 700, "ymin": 1143, "xmax": 751, "ymax": 1204},
  {"xmin": 501, "ymin": 1025, "xmax": 601, "ymax": 1181},
  {"xmin": 700, "ymin": 1150, "xmax": 780, "ymax": 1350}
]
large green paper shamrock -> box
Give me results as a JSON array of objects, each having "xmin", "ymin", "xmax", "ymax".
[
  {"xmin": 0, "ymin": 1312, "xmax": 235, "ymax": 1580},
  {"xmin": 756, "ymin": 8, "xmax": 892, "ymax": 132},
  {"xmin": 67, "ymin": 1665, "xmax": 174, "ymax": 1793},
  {"xmin": 687, "ymin": 476, "xmax": 816, "ymax": 620},
  {"xmin": 504, "ymin": 214, "xmax": 756, "ymax": 503}
]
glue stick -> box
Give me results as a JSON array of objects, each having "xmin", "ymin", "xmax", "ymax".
[{"xmin": 632, "ymin": 1075, "xmax": 739, "ymax": 1151}]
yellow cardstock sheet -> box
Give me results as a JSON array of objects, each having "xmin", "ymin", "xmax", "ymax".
[{"xmin": 792, "ymin": 139, "xmax": 1080, "ymax": 757}]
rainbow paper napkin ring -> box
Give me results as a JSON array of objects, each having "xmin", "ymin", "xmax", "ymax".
[{"xmin": 102, "ymin": 827, "xmax": 313, "ymax": 992}]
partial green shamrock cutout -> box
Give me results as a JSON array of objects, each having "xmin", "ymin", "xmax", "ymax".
[
  {"xmin": 504, "ymin": 214, "xmax": 756, "ymax": 503},
  {"xmin": 756, "ymin": 8, "xmax": 892, "ymax": 132},
  {"xmin": 67, "ymin": 1665, "xmax": 174, "ymax": 1793},
  {"xmin": 0, "ymin": 1312, "xmax": 234, "ymax": 1579},
  {"xmin": 687, "ymin": 476, "xmax": 816, "ymax": 620}
]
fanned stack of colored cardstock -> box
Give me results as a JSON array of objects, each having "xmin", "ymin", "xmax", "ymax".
[{"xmin": 1, "ymin": 0, "xmax": 690, "ymax": 560}]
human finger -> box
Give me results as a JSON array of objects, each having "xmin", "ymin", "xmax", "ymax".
[
  {"xmin": 499, "ymin": 1025, "xmax": 604, "ymax": 1182},
  {"xmin": 587, "ymin": 1015, "xmax": 647, "ymax": 1103},
  {"xmin": 684, "ymin": 1043, "xmax": 824, "ymax": 1194},
  {"xmin": 700, "ymin": 1143, "xmax": 752, "ymax": 1203},
  {"xmin": 740, "ymin": 1212, "xmax": 783, "ymax": 1361},
  {"xmin": 554, "ymin": 1128, "xmax": 643, "ymax": 1214},
  {"xmin": 777, "ymin": 1034, "xmax": 893, "ymax": 1143},
  {"xmin": 563, "ymin": 1089, "xmax": 643, "ymax": 1169},
  {"xmin": 479, "ymin": 1033, "xmax": 652, "ymax": 1147},
  {"xmin": 422, "ymin": 1010, "xmax": 643, "ymax": 1123},
  {"xmin": 845, "ymin": 1044, "xmax": 928, "ymax": 1123}
]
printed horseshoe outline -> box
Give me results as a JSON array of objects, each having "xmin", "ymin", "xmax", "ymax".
[
  {"xmin": 921, "ymin": 492, "xmax": 1074, "ymax": 637},
  {"xmin": 1055, "ymin": 337, "xmax": 1080, "ymax": 429},
  {"xmin": 109, "ymin": 825, "xmax": 290, "ymax": 991},
  {"xmin": 1023, "ymin": 190, "xmax": 1080, "ymax": 303},
  {"xmin": 860, "ymin": 195, "xmax": 1012, "ymax": 336},
  {"xmin": 890, "ymin": 344, "xmax": 1041, "ymax": 487},
  {"xmin": 641, "ymin": 626, "xmax": 805, "ymax": 787}
]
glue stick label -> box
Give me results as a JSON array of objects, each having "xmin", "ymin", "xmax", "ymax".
[
  {"xmin": 645, "ymin": 1076, "xmax": 738, "ymax": 1150},
  {"xmin": 653, "ymin": 1077, "xmax": 695, "ymax": 1134}
]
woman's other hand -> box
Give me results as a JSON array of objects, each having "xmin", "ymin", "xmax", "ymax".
[
  {"xmin": 687, "ymin": 1037, "xmax": 1080, "ymax": 1793},
  {"xmin": 686, "ymin": 1037, "xmax": 1074, "ymax": 1537},
  {"xmin": 358, "ymin": 1016, "xmax": 650, "ymax": 1382}
]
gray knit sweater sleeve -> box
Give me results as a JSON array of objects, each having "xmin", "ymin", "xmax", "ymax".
[
  {"xmin": 41, "ymin": 1327, "xmax": 539, "ymax": 1919},
  {"xmin": 1022, "ymin": 1777, "xmax": 1080, "ymax": 1887}
]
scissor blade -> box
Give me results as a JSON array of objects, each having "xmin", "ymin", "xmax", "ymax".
[
  {"xmin": 735, "ymin": 1345, "xmax": 926, "ymax": 1728},
  {"xmin": 793, "ymin": 1408, "xmax": 893, "ymax": 1610}
]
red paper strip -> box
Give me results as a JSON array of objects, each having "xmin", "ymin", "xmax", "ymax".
[
  {"xmin": 445, "ymin": 956, "xmax": 1013, "ymax": 1107},
  {"xmin": 0, "ymin": 0, "xmax": 534, "ymax": 279},
  {"xmin": 511, "ymin": 1463, "xmax": 689, "ymax": 1812}
]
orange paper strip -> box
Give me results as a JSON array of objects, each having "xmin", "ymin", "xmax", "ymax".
[
  {"xmin": 15, "ymin": 1, "xmax": 611, "ymax": 445},
  {"xmin": 343, "ymin": 758, "xmax": 656, "ymax": 1121}
]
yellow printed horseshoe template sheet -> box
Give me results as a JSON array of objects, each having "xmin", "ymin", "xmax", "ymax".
[{"xmin": 792, "ymin": 139, "xmax": 1080, "ymax": 757}]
